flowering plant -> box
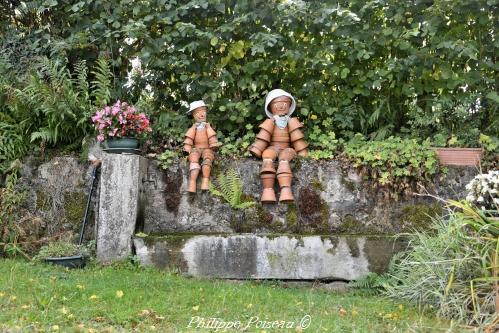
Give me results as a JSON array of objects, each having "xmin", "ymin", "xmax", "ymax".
[
  {"xmin": 91, "ymin": 101, "xmax": 152, "ymax": 142},
  {"xmin": 465, "ymin": 170, "xmax": 499, "ymax": 212}
]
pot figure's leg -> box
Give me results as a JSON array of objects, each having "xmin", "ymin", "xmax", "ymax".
[
  {"xmin": 200, "ymin": 149, "xmax": 214, "ymax": 190},
  {"xmin": 277, "ymin": 148, "xmax": 296, "ymax": 203},
  {"xmin": 260, "ymin": 148, "xmax": 278, "ymax": 203},
  {"xmin": 188, "ymin": 149, "xmax": 201, "ymax": 193}
]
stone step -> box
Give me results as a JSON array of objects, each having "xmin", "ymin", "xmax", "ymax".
[{"xmin": 133, "ymin": 234, "xmax": 405, "ymax": 281}]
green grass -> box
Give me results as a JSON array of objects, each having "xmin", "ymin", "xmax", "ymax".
[{"xmin": 0, "ymin": 259, "xmax": 467, "ymax": 332}]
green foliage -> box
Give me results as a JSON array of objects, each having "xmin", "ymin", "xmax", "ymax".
[
  {"xmin": 342, "ymin": 135, "xmax": 440, "ymax": 198},
  {"xmin": 2, "ymin": 0, "xmax": 495, "ymax": 148},
  {"xmin": 350, "ymin": 272, "xmax": 393, "ymax": 294},
  {"xmin": 0, "ymin": 57, "xmax": 114, "ymax": 172},
  {"xmin": 209, "ymin": 169, "xmax": 255, "ymax": 209},
  {"xmin": 157, "ymin": 150, "xmax": 179, "ymax": 170},
  {"xmin": 384, "ymin": 202, "xmax": 498, "ymax": 325},
  {"xmin": 307, "ymin": 118, "xmax": 338, "ymax": 160},
  {"xmin": 0, "ymin": 172, "xmax": 27, "ymax": 258},
  {"xmin": 33, "ymin": 240, "xmax": 93, "ymax": 261},
  {"xmin": 0, "ymin": 169, "xmax": 42, "ymax": 259},
  {"xmin": 218, "ymin": 124, "xmax": 255, "ymax": 157}
]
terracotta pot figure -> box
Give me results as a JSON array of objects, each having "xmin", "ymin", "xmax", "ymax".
[
  {"xmin": 249, "ymin": 89, "xmax": 308, "ymax": 203},
  {"xmin": 183, "ymin": 100, "xmax": 219, "ymax": 193}
]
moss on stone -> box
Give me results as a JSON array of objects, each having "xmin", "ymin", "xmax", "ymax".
[
  {"xmin": 63, "ymin": 191, "xmax": 86, "ymax": 226},
  {"xmin": 36, "ymin": 190, "xmax": 51, "ymax": 211},
  {"xmin": 285, "ymin": 203, "xmax": 298, "ymax": 232},
  {"xmin": 311, "ymin": 178, "xmax": 325, "ymax": 192},
  {"xmin": 400, "ymin": 203, "xmax": 442, "ymax": 231}
]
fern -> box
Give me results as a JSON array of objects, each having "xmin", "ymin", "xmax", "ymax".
[
  {"xmin": 91, "ymin": 57, "xmax": 112, "ymax": 107},
  {"xmin": 350, "ymin": 272, "xmax": 393, "ymax": 293},
  {"xmin": 209, "ymin": 169, "xmax": 255, "ymax": 210}
]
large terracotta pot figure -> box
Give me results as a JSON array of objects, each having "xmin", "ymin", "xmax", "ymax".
[
  {"xmin": 249, "ymin": 89, "xmax": 308, "ymax": 203},
  {"xmin": 183, "ymin": 100, "xmax": 219, "ymax": 193}
]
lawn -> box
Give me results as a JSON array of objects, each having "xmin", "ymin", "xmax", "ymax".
[{"xmin": 0, "ymin": 259, "xmax": 466, "ymax": 332}]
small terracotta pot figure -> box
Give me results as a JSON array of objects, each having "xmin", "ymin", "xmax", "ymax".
[
  {"xmin": 249, "ymin": 89, "xmax": 308, "ymax": 203},
  {"xmin": 183, "ymin": 100, "xmax": 219, "ymax": 193}
]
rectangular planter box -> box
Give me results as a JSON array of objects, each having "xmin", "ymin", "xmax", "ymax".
[{"xmin": 434, "ymin": 148, "xmax": 483, "ymax": 166}]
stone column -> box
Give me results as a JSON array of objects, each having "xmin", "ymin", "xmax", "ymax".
[{"xmin": 96, "ymin": 153, "xmax": 147, "ymax": 263}]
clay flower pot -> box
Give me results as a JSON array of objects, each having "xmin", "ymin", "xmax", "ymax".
[
  {"xmin": 279, "ymin": 149, "xmax": 296, "ymax": 162},
  {"xmin": 434, "ymin": 148, "xmax": 483, "ymax": 166},
  {"xmin": 259, "ymin": 119, "xmax": 275, "ymax": 133},
  {"xmin": 261, "ymin": 174, "xmax": 276, "ymax": 188},
  {"xmin": 290, "ymin": 130, "xmax": 304, "ymax": 142},
  {"xmin": 261, "ymin": 188, "xmax": 277, "ymax": 203},
  {"xmin": 279, "ymin": 187, "xmax": 294, "ymax": 203},
  {"xmin": 287, "ymin": 117, "xmax": 303, "ymax": 130},
  {"xmin": 260, "ymin": 160, "xmax": 276, "ymax": 174},
  {"xmin": 293, "ymin": 140, "xmax": 308, "ymax": 152},
  {"xmin": 256, "ymin": 130, "xmax": 271, "ymax": 142},
  {"xmin": 277, "ymin": 173, "xmax": 292, "ymax": 187}
]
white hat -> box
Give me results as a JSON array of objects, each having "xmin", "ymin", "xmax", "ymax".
[
  {"xmin": 187, "ymin": 100, "xmax": 207, "ymax": 114},
  {"xmin": 264, "ymin": 89, "xmax": 296, "ymax": 118}
]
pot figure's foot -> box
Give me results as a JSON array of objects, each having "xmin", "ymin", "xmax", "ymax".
[
  {"xmin": 187, "ymin": 179, "xmax": 197, "ymax": 193},
  {"xmin": 201, "ymin": 177, "xmax": 210, "ymax": 190},
  {"xmin": 261, "ymin": 188, "xmax": 277, "ymax": 203},
  {"xmin": 279, "ymin": 187, "xmax": 294, "ymax": 203}
]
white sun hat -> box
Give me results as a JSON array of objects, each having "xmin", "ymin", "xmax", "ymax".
[
  {"xmin": 187, "ymin": 100, "xmax": 207, "ymax": 114},
  {"xmin": 264, "ymin": 89, "xmax": 296, "ymax": 118}
]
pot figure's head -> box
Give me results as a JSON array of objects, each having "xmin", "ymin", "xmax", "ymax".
[
  {"xmin": 264, "ymin": 89, "xmax": 296, "ymax": 118},
  {"xmin": 188, "ymin": 100, "xmax": 208, "ymax": 122},
  {"xmin": 269, "ymin": 96, "xmax": 292, "ymax": 116}
]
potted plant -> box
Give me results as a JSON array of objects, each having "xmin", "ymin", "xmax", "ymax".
[
  {"xmin": 33, "ymin": 240, "xmax": 94, "ymax": 269},
  {"xmin": 91, "ymin": 100, "xmax": 152, "ymax": 152}
]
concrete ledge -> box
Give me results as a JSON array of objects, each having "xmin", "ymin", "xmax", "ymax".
[{"xmin": 133, "ymin": 234, "xmax": 405, "ymax": 280}]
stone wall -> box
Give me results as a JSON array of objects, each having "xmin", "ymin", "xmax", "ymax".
[
  {"xmin": 142, "ymin": 158, "xmax": 477, "ymax": 235},
  {"xmin": 16, "ymin": 154, "xmax": 477, "ymax": 243}
]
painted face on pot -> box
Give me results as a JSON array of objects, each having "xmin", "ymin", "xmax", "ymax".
[
  {"xmin": 192, "ymin": 107, "xmax": 207, "ymax": 122},
  {"xmin": 269, "ymin": 96, "xmax": 292, "ymax": 116}
]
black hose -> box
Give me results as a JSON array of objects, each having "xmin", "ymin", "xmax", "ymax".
[{"xmin": 78, "ymin": 164, "xmax": 100, "ymax": 245}]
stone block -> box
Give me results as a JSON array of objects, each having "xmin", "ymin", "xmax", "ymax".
[
  {"xmin": 96, "ymin": 153, "xmax": 147, "ymax": 263},
  {"xmin": 133, "ymin": 234, "xmax": 405, "ymax": 280}
]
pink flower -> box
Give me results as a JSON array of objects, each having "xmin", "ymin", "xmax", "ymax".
[{"xmin": 97, "ymin": 134, "xmax": 105, "ymax": 142}]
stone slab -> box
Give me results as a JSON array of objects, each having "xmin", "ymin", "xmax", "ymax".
[
  {"xmin": 133, "ymin": 234, "xmax": 405, "ymax": 280},
  {"xmin": 96, "ymin": 153, "xmax": 147, "ymax": 263}
]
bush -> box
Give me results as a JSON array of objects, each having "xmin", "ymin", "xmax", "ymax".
[{"xmin": 384, "ymin": 202, "xmax": 498, "ymax": 326}]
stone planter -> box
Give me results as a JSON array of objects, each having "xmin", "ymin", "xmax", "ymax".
[
  {"xmin": 105, "ymin": 137, "xmax": 139, "ymax": 149},
  {"xmin": 434, "ymin": 148, "xmax": 483, "ymax": 166}
]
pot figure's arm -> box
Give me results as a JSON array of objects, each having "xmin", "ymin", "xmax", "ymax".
[
  {"xmin": 288, "ymin": 117, "xmax": 308, "ymax": 157},
  {"xmin": 183, "ymin": 124, "xmax": 197, "ymax": 154},
  {"xmin": 249, "ymin": 119, "xmax": 275, "ymax": 158},
  {"xmin": 206, "ymin": 123, "xmax": 220, "ymax": 151}
]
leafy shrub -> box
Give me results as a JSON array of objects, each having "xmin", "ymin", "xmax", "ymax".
[
  {"xmin": 341, "ymin": 135, "xmax": 440, "ymax": 198},
  {"xmin": 209, "ymin": 169, "xmax": 255, "ymax": 209},
  {"xmin": 4, "ymin": 0, "xmax": 496, "ymax": 144},
  {"xmin": 384, "ymin": 202, "xmax": 498, "ymax": 326}
]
